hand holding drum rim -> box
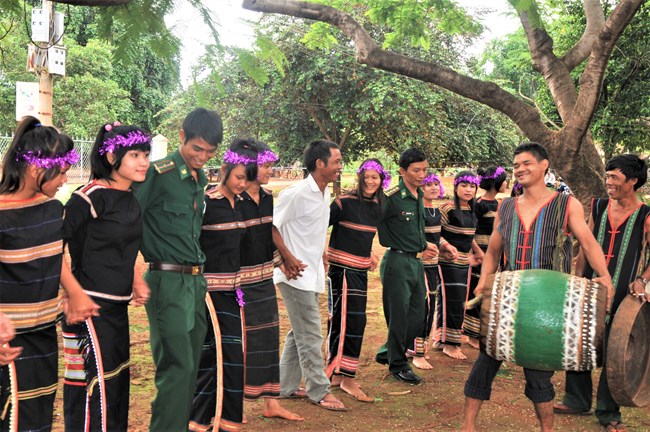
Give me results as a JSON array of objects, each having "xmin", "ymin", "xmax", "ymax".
[{"xmin": 628, "ymin": 278, "xmax": 649, "ymax": 303}]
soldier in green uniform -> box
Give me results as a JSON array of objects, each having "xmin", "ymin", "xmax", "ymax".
[
  {"xmin": 132, "ymin": 108, "xmax": 223, "ymax": 431},
  {"xmin": 375, "ymin": 148, "xmax": 443, "ymax": 384}
]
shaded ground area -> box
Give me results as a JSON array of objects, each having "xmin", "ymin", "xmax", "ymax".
[{"xmin": 51, "ymin": 178, "xmax": 650, "ymax": 431}]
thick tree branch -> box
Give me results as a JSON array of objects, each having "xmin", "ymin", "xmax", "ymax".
[
  {"xmin": 519, "ymin": 10, "xmax": 578, "ymax": 122},
  {"xmin": 562, "ymin": 0, "xmax": 644, "ymax": 149},
  {"xmin": 242, "ymin": 0, "xmax": 551, "ymax": 142},
  {"xmin": 561, "ymin": 0, "xmax": 605, "ymax": 69},
  {"xmin": 305, "ymin": 106, "xmax": 333, "ymax": 141},
  {"xmin": 339, "ymin": 125, "xmax": 351, "ymax": 150}
]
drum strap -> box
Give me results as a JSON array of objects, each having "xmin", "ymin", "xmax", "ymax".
[
  {"xmin": 596, "ymin": 205, "xmax": 640, "ymax": 291},
  {"xmin": 553, "ymin": 195, "xmax": 570, "ymax": 273}
]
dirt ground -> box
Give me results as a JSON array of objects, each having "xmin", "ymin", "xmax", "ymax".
[{"xmin": 50, "ymin": 178, "xmax": 650, "ymax": 431}]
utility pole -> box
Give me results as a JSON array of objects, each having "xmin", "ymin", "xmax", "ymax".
[
  {"xmin": 20, "ymin": 1, "xmax": 65, "ymax": 126},
  {"xmin": 38, "ymin": 1, "xmax": 54, "ymax": 126}
]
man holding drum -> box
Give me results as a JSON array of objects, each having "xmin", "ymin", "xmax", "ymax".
[
  {"xmin": 554, "ymin": 154, "xmax": 650, "ymax": 432},
  {"xmin": 460, "ymin": 142, "xmax": 613, "ymax": 432}
]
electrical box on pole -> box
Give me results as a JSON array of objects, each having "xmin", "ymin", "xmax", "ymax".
[
  {"xmin": 20, "ymin": 1, "xmax": 65, "ymax": 126},
  {"xmin": 30, "ymin": 8, "xmax": 50, "ymax": 42}
]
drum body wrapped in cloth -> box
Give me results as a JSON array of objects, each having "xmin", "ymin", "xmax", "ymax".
[{"xmin": 480, "ymin": 269, "xmax": 607, "ymax": 371}]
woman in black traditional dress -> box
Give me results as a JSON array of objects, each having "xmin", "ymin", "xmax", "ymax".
[
  {"xmin": 239, "ymin": 141, "xmax": 303, "ymax": 421},
  {"xmin": 0, "ymin": 116, "xmax": 98, "ymax": 431},
  {"xmin": 189, "ymin": 139, "xmax": 257, "ymax": 432},
  {"xmin": 325, "ymin": 159, "xmax": 387, "ymax": 402},
  {"xmin": 61, "ymin": 122, "xmax": 151, "ymax": 431},
  {"xmin": 434, "ymin": 170, "xmax": 482, "ymax": 360},
  {"xmin": 463, "ymin": 166, "xmax": 507, "ymax": 350},
  {"xmin": 410, "ymin": 172, "xmax": 444, "ymax": 370}
]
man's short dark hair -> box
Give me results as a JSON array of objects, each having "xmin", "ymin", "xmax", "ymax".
[
  {"xmin": 605, "ymin": 154, "xmax": 648, "ymax": 191},
  {"xmin": 513, "ymin": 142, "xmax": 549, "ymax": 162},
  {"xmin": 182, "ymin": 108, "xmax": 223, "ymax": 147},
  {"xmin": 398, "ymin": 148, "xmax": 426, "ymax": 170},
  {"xmin": 303, "ymin": 139, "xmax": 339, "ymax": 173}
]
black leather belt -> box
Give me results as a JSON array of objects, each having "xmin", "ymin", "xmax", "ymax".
[
  {"xmin": 388, "ymin": 249, "xmax": 423, "ymax": 259},
  {"xmin": 149, "ymin": 262, "xmax": 204, "ymax": 275}
]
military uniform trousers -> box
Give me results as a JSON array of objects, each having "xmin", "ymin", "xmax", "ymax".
[
  {"xmin": 144, "ymin": 270, "xmax": 207, "ymax": 432},
  {"xmin": 376, "ymin": 250, "xmax": 426, "ymax": 373}
]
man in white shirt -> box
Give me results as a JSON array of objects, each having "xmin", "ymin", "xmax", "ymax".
[{"xmin": 273, "ymin": 139, "xmax": 346, "ymax": 411}]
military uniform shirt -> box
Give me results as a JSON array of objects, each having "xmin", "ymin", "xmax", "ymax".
[
  {"xmin": 133, "ymin": 149, "xmax": 208, "ymax": 265},
  {"xmin": 378, "ymin": 179, "xmax": 427, "ymax": 253}
]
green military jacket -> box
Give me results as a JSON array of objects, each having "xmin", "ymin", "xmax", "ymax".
[
  {"xmin": 133, "ymin": 149, "xmax": 208, "ymax": 265},
  {"xmin": 378, "ymin": 179, "xmax": 427, "ymax": 253}
]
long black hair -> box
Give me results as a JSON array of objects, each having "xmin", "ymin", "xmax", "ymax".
[
  {"xmin": 221, "ymin": 138, "xmax": 258, "ymax": 183},
  {"xmin": 0, "ymin": 116, "xmax": 75, "ymax": 194},
  {"xmin": 90, "ymin": 123, "xmax": 152, "ymax": 181},
  {"xmin": 478, "ymin": 165, "xmax": 507, "ymax": 192},
  {"xmin": 355, "ymin": 158, "xmax": 387, "ymax": 206}
]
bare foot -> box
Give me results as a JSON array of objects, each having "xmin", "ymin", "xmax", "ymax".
[
  {"xmin": 432, "ymin": 341, "xmax": 443, "ymax": 350},
  {"xmin": 467, "ymin": 338, "xmax": 480, "ymax": 350},
  {"xmin": 443, "ymin": 345, "xmax": 467, "ymax": 360},
  {"xmin": 263, "ymin": 398, "xmax": 304, "ymax": 421},
  {"xmin": 340, "ymin": 377, "xmax": 374, "ymax": 402},
  {"xmin": 412, "ymin": 356, "xmax": 434, "ymax": 370},
  {"xmin": 331, "ymin": 374, "xmax": 343, "ymax": 387},
  {"xmin": 242, "ymin": 415, "xmax": 248, "ymax": 424}
]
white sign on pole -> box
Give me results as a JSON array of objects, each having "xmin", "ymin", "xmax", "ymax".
[{"xmin": 15, "ymin": 82, "xmax": 40, "ymax": 121}]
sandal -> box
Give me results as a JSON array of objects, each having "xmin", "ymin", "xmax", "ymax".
[
  {"xmin": 603, "ymin": 421, "xmax": 628, "ymax": 432},
  {"xmin": 310, "ymin": 394, "xmax": 347, "ymax": 412},
  {"xmin": 283, "ymin": 387, "xmax": 307, "ymax": 399}
]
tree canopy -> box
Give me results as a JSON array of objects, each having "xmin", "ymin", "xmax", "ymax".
[
  {"xmin": 242, "ymin": 0, "xmax": 647, "ymax": 202},
  {"xmin": 156, "ymin": 16, "xmax": 520, "ymax": 167}
]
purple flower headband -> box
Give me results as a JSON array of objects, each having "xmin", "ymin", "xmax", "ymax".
[
  {"xmin": 223, "ymin": 149, "xmax": 257, "ymax": 165},
  {"xmin": 20, "ymin": 149, "xmax": 80, "ymax": 169},
  {"xmin": 257, "ymin": 150, "xmax": 279, "ymax": 165},
  {"xmin": 422, "ymin": 173, "xmax": 445, "ymax": 198},
  {"xmin": 454, "ymin": 174, "xmax": 480, "ymax": 186},
  {"xmin": 480, "ymin": 166, "xmax": 506, "ymax": 181},
  {"xmin": 99, "ymin": 130, "xmax": 151, "ymax": 155},
  {"xmin": 357, "ymin": 160, "xmax": 391, "ymax": 189}
]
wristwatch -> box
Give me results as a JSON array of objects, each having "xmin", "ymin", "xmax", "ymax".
[{"xmin": 636, "ymin": 276, "xmax": 648, "ymax": 285}]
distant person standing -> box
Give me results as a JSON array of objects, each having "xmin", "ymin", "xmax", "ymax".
[
  {"xmin": 375, "ymin": 149, "xmax": 439, "ymax": 385},
  {"xmin": 273, "ymin": 139, "xmax": 347, "ymax": 411},
  {"xmin": 133, "ymin": 108, "xmax": 223, "ymax": 431}
]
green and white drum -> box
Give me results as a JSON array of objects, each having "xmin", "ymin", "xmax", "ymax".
[{"xmin": 480, "ymin": 269, "xmax": 607, "ymax": 371}]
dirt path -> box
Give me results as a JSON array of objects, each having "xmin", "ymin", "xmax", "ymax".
[{"xmin": 51, "ymin": 243, "xmax": 650, "ymax": 431}]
